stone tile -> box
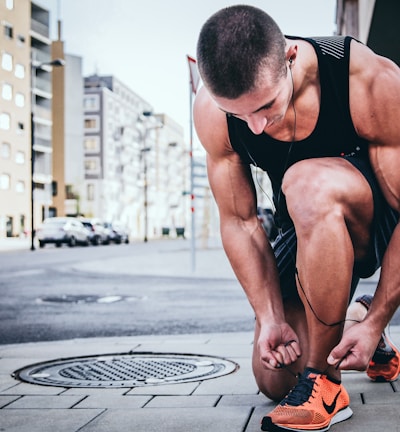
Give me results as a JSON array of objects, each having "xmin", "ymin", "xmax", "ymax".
[
  {"xmin": 362, "ymin": 385, "xmax": 399, "ymax": 404},
  {"xmin": 62, "ymin": 387, "xmax": 127, "ymax": 396},
  {"xmin": 245, "ymin": 405, "xmax": 276, "ymax": 432},
  {"xmin": 0, "ymin": 374, "xmax": 20, "ymax": 392},
  {"xmin": 331, "ymin": 405, "xmax": 400, "ymax": 432},
  {"xmin": 0, "ymin": 382, "xmax": 65, "ymax": 395},
  {"xmin": 193, "ymin": 361, "xmax": 258, "ymax": 395},
  {"xmin": 74, "ymin": 394, "xmax": 151, "ymax": 409},
  {"xmin": 80, "ymin": 406, "xmax": 252, "ymax": 432},
  {"xmin": 5, "ymin": 395, "xmax": 84, "ymax": 409},
  {"xmin": 145, "ymin": 395, "xmax": 219, "ymax": 408},
  {"xmin": 0, "ymin": 408, "xmax": 104, "ymax": 432},
  {"xmin": 347, "ymin": 391, "xmax": 364, "ymax": 407},
  {"xmin": 127, "ymin": 381, "xmax": 199, "ymax": 395},
  {"xmin": 0, "ymin": 395, "xmax": 20, "ymax": 408},
  {"xmin": 217, "ymin": 393, "xmax": 270, "ymax": 407}
]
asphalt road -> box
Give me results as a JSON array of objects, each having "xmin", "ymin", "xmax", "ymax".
[
  {"xmin": 0, "ymin": 240, "xmax": 398, "ymax": 345},
  {"xmin": 0, "ymin": 242, "xmax": 253, "ymax": 345}
]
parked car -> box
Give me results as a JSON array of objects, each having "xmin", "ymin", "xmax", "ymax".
[
  {"xmin": 36, "ymin": 217, "xmax": 90, "ymax": 248},
  {"xmin": 103, "ymin": 222, "xmax": 130, "ymax": 244},
  {"xmin": 80, "ymin": 218, "xmax": 109, "ymax": 245}
]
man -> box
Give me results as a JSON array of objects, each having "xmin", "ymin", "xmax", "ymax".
[{"xmin": 193, "ymin": 5, "xmax": 400, "ymax": 432}]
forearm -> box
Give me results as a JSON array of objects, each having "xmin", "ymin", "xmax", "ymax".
[{"xmin": 220, "ymin": 217, "xmax": 285, "ymax": 325}]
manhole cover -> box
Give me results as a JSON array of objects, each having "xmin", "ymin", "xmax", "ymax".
[
  {"xmin": 36, "ymin": 295, "xmax": 142, "ymax": 304},
  {"xmin": 13, "ymin": 352, "xmax": 239, "ymax": 388}
]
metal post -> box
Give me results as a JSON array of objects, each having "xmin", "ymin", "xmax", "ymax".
[
  {"xmin": 143, "ymin": 147, "xmax": 148, "ymax": 243},
  {"xmin": 189, "ymin": 84, "xmax": 196, "ymax": 272},
  {"xmin": 30, "ymin": 112, "xmax": 35, "ymax": 250}
]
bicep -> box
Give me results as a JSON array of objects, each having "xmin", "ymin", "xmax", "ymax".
[{"xmin": 207, "ymin": 152, "xmax": 258, "ymax": 223}]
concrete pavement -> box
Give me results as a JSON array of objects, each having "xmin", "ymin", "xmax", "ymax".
[{"xmin": 0, "ymin": 237, "xmax": 399, "ymax": 431}]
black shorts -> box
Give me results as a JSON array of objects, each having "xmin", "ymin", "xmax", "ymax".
[{"xmin": 272, "ymin": 156, "xmax": 399, "ymax": 300}]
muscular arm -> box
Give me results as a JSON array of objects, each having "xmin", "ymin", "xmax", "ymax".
[
  {"xmin": 329, "ymin": 41, "xmax": 400, "ymax": 370},
  {"xmin": 194, "ymin": 87, "xmax": 300, "ymax": 368}
]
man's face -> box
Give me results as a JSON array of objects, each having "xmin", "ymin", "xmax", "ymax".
[{"xmin": 212, "ymin": 67, "xmax": 292, "ymax": 135}]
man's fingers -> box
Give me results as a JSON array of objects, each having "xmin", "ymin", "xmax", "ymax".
[{"xmin": 268, "ymin": 341, "xmax": 301, "ymax": 368}]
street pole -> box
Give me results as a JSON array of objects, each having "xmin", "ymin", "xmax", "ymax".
[
  {"xmin": 143, "ymin": 146, "xmax": 148, "ymax": 243},
  {"xmin": 30, "ymin": 112, "xmax": 35, "ymax": 250},
  {"xmin": 189, "ymin": 83, "xmax": 196, "ymax": 272},
  {"xmin": 141, "ymin": 111, "xmax": 163, "ymax": 243}
]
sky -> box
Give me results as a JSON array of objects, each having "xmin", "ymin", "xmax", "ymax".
[{"xmin": 35, "ymin": 0, "xmax": 337, "ymax": 143}]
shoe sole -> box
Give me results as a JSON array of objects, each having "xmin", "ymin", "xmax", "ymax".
[
  {"xmin": 355, "ymin": 296, "xmax": 400, "ymax": 383},
  {"xmin": 367, "ymin": 334, "xmax": 400, "ymax": 382},
  {"xmin": 261, "ymin": 406, "xmax": 353, "ymax": 431}
]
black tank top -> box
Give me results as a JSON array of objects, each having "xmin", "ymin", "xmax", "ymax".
[{"xmin": 227, "ymin": 36, "xmax": 368, "ymax": 226}]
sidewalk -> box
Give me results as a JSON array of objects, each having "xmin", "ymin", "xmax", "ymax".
[{"xmin": 0, "ymin": 238, "xmax": 399, "ymax": 431}]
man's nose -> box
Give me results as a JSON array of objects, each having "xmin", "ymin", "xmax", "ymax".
[{"xmin": 246, "ymin": 115, "xmax": 267, "ymax": 135}]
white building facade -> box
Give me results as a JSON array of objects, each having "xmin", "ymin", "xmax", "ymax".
[{"xmin": 81, "ymin": 74, "xmax": 188, "ymax": 240}]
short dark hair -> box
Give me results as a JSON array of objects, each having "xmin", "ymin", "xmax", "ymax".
[{"xmin": 196, "ymin": 5, "xmax": 287, "ymax": 99}]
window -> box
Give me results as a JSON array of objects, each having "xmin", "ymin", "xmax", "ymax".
[
  {"xmin": 1, "ymin": 83, "xmax": 12, "ymax": 100},
  {"xmin": 0, "ymin": 174, "xmax": 10, "ymax": 190},
  {"xmin": 15, "ymin": 151, "xmax": 25, "ymax": 164},
  {"xmin": 4, "ymin": 23, "xmax": 13, "ymax": 39},
  {"xmin": 17, "ymin": 122, "xmax": 24, "ymax": 132},
  {"xmin": 15, "ymin": 64, "xmax": 25, "ymax": 79},
  {"xmin": 84, "ymin": 117, "xmax": 98, "ymax": 129},
  {"xmin": 84, "ymin": 137, "xmax": 99, "ymax": 152},
  {"xmin": 15, "ymin": 92, "xmax": 25, "ymax": 107},
  {"xmin": 85, "ymin": 158, "xmax": 99, "ymax": 172},
  {"xmin": 1, "ymin": 52, "xmax": 12, "ymax": 71},
  {"xmin": 0, "ymin": 113, "xmax": 11, "ymax": 130},
  {"xmin": 1, "ymin": 142, "xmax": 11, "ymax": 158},
  {"xmin": 83, "ymin": 95, "xmax": 99, "ymax": 110},
  {"xmin": 6, "ymin": 0, "xmax": 14, "ymax": 10},
  {"xmin": 87, "ymin": 183, "xmax": 95, "ymax": 201},
  {"xmin": 16, "ymin": 180, "xmax": 25, "ymax": 193}
]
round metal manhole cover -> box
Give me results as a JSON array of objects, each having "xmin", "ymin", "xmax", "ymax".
[{"xmin": 13, "ymin": 352, "xmax": 239, "ymax": 388}]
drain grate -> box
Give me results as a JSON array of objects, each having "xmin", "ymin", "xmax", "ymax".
[{"xmin": 13, "ymin": 352, "xmax": 239, "ymax": 388}]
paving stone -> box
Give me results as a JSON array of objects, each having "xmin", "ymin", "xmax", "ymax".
[
  {"xmin": 0, "ymin": 382, "xmax": 65, "ymax": 395},
  {"xmin": 217, "ymin": 393, "xmax": 271, "ymax": 407},
  {"xmin": 0, "ymin": 408, "xmax": 104, "ymax": 432},
  {"xmin": 145, "ymin": 395, "xmax": 219, "ymax": 408},
  {"xmin": 127, "ymin": 381, "xmax": 199, "ymax": 395},
  {"xmin": 0, "ymin": 395, "xmax": 20, "ymax": 408},
  {"xmin": 74, "ymin": 394, "xmax": 151, "ymax": 409},
  {"xmin": 79, "ymin": 406, "xmax": 252, "ymax": 432},
  {"xmin": 62, "ymin": 387, "xmax": 127, "ymax": 396},
  {"xmin": 4, "ymin": 395, "xmax": 85, "ymax": 409}
]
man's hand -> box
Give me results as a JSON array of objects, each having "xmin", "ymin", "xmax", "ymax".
[
  {"xmin": 258, "ymin": 322, "xmax": 301, "ymax": 370},
  {"xmin": 327, "ymin": 321, "xmax": 380, "ymax": 370}
]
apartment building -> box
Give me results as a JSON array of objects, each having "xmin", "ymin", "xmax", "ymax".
[
  {"xmin": 30, "ymin": 1, "xmax": 55, "ymax": 225},
  {"xmin": 0, "ymin": 1, "xmax": 195, "ymax": 242},
  {"xmin": 0, "ymin": 0, "xmax": 31, "ymax": 237},
  {"xmin": 82, "ymin": 74, "xmax": 188, "ymax": 240}
]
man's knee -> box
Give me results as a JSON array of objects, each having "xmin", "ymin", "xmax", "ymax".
[{"xmin": 282, "ymin": 160, "xmax": 342, "ymax": 228}]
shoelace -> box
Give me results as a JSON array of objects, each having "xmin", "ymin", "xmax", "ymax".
[{"xmin": 280, "ymin": 371, "xmax": 317, "ymax": 407}]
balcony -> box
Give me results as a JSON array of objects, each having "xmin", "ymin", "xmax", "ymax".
[{"xmin": 30, "ymin": 18, "xmax": 50, "ymax": 40}]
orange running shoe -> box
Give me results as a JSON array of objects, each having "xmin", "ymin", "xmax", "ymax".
[
  {"xmin": 366, "ymin": 331, "xmax": 400, "ymax": 382},
  {"xmin": 261, "ymin": 367, "xmax": 353, "ymax": 431},
  {"xmin": 355, "ymin": 295, "xmax": 400, "ymax": 382}
]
